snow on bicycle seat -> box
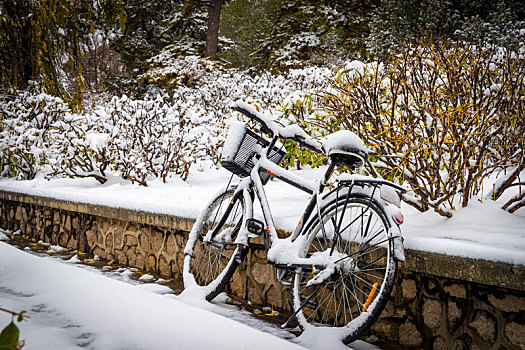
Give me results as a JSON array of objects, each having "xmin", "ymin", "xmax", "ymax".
[{"xmin": 322, "ymin": 130, "xmax": 368, "ymax": 169}]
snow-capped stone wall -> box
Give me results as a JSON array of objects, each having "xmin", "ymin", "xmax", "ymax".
[{"xmin": 0, "ymin": 190, "xmax": 523, "ymax": 349}]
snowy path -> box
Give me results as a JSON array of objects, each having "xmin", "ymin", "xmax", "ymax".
[
  {"xmin": 0, "ymin": 243, "xmax": 379, "ymax": 350},
  {"xmin": 0, "ymin": 242, "xmax": 306, "ymax": 350}
]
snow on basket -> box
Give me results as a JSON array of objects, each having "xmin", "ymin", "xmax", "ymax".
[{"xmin": 220, "ymin": 121, "xmax": 286, "ymax": 185}]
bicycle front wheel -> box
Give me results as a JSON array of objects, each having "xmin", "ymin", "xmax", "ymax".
[
  {"xmin": 292, "ymin": 195, "xmax": 397, "ymax": 344},
  {"xmin": 183, "ymin": 187, "xmax": 247, "ymax": 301}
]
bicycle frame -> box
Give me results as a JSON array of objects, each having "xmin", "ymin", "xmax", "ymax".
[{"xmin": 208, "ymin": 126, "xmax": 406, "ymax": 271}]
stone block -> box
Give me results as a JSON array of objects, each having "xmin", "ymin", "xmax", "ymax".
[
  {"xmin": 169, "ymin": 259, "xmax": 181, "ymax": 279},
  {"xmin": 174, "ymin": 232, "xmax": 184, "ymax": 245},
  {"xmin": 432, "ymin": 336, "xmax": 447, "ymax": 350},
  {"xmin": 65, "ymin": 215, "xmax": 71, "ymax": 232},
  {"xmin": 124, "ymin": 234, "xmax": 138, "ymax": 247},
  {"xmin": 505, "ymin": 321, "xmax": 525, "ymax": 347},
  {"xmin": 151, "ymin": 229, "xmax": 164, "ymax": 252},
  {"xmin": 423, "ymin": 298, "xmax": 442, "ymax": 329},
  {"xmin": 15, "ymin": 206, "xmax": 22, "ymax": 220},
  {"xmin": 447, "ymin": 300, "xmax": 462, "ymax": 331},
  {"xmin": 126, "ymin": 248, "xmax": 138, "ymax": 266},
  {"xmin": 399, "ymin": 321, "xmax": 422, "ymax": 347},
  {"xmin": 246, "ymin": 278, "xmax": 263, "ymax": 305},
  {"xmin": 165, "ymin": 234, "xmax": 177, "ymax": 255},
  {"xmin": 135, "ymin": 255, "xmax": 145, "ymax": 270},
  {"xmin": 469, "ymin": 311, "xmax": 496, "ymax": 345},
  {"xmin": 105, "ymin": 232, "xmax": 114, "ymax": 250},
  {"xmin": 487, "ymin": 294, "xmax": 525, "ymax": 313},
  {"xmin": 155, "ymin": 255, "xmax": 166, "ymax": 276},
  {"xmin": 138, "ymin": 232, "xmax": 149, "ymax": 252},
  {"xmin": 402, "ymin": 278, "xmax": 418, "ymax": 301},
  {"xmin": 25, "ymin": 222, "xmax": 32, "ymax": 236},
  {"xmin": 251, "ymin": 263, "xmax": 272, "ymax": 285},
  {"xmin": 86, "ymin": 229, "xmax": 96, "ymax": 245},
  {"xmin": 116, "ymin": 250, "xmax": 127, "ymax": 265},
  {"xmin": 265, "ymin": 284, "xmax": 281, "ymax": 308},
  {"xmin": 371, "ymin": 320, "xmax": 392, "ymax": 339},
  {"xmin": 146, "ymin": 254, "xmax": 157, "ymax": 272},
  {"xmin": 444, "ymin": 283, "xmax": 466, "ymax": 299},
  {"xmin": 92, "ymin": 247, "xmax": 106, "ymax": 259},
  {"xmin": 229, "ymin": 270, "xmax": 245, "ymax": 297},
  {"xmin": 425, "ymin": 277, "xmax": 440, "ymax": 294},
  {"xmin": 114, "ymin": 229, "xmax": 124, "ymax": 248}
]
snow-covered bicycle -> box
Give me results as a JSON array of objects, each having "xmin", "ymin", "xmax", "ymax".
[{"xmin": 182, "ymin": 101, "xmax": 406, "ymax": 344}]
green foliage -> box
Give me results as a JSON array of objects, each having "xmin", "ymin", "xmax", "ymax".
[
  {"xmin": 254, "ymin": 0, "xmax": 376, "ymax": 71},
  {"xmin": 111, "ymin": 0, "xmax": 183, "ymax": 75},
  {"xmin": 0, "ymin": 308, "xmax": 28, "ymax": 350},
  {"xmin": 368, "ymin": 0, "xmax": 525, "ymax": 58},
  {"xmin": 0, "ymin": 322, "xmax": 20, "ymax": 350},
  {"xmin": 220, "ymin": 0, "xmax": 282, "ymax": 68},
  {"xmin": 278, "ymin": 93, "xmax": 324, "ymax": 169},
  {"xmin": 0, "ymin": 0, "xmax": 126, "ymax": 102},
  {"xmin": 0, "ymin": 86, "xmax": 69, "ymax": 180},
  {"xmin": 318, "ymin": 39, "xmax": 525, "ymax": 216}
]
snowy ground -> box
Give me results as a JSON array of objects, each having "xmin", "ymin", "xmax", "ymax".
[
  {"xmin": 0, "ymin": 241, "xmax": 379, "ymax": 350},
  {"xmin": 1, "ymin": 165, "xmax": 524, "ymax": 266}
]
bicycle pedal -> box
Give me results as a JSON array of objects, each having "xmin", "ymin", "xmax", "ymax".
[{"xmin": 246, "ymin": 218, "xmax": 265, "ymax": 236}]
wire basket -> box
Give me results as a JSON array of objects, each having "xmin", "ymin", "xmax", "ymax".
[{"xmin": 221, "ymin": 122, "xmax": 286, "ymax": 185}]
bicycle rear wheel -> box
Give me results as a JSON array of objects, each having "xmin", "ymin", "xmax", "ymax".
[
  {"xmin": 183, "ymin": 187, "xmax": 247, "ymax": 301},
  {"xmin": 292, "ymin": 194, "xmax": 397, "ymax": 344}
]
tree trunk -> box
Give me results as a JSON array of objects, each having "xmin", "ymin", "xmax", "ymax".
[{"xmin": 204, "ymin": 0, "xmax": 223, "ymax": 58}]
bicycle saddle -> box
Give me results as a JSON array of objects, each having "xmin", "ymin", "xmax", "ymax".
[{"xmin": 322, "ymin": 130, "xmax": 368, "ymax": 169}]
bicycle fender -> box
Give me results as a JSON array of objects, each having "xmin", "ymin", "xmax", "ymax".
[{"xmin": 390, "ymin": 225, "xmax": 405, "ymax": 262}]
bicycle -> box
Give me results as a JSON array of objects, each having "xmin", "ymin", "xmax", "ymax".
[{"xmin": 182, "ymin": 101, "xmax": 406, "ymax": 344}]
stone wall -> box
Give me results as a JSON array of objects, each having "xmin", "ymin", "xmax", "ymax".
[{"xmin": 1, "ymin": 190, "xmax": 524, "ymax": 349}]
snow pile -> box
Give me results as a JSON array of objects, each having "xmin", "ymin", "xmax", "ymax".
[
  {"xmin": 0, "ymin": 242, "xmax": 306, "ymax": 350},
  {"xmin": 0, "ymin": 228, "xmax": 9, "ymax": 241}
]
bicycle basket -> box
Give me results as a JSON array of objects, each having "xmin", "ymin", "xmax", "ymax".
[{"xmin": 221, "ymin": 122, "xmax": 286, "ymax": 185}]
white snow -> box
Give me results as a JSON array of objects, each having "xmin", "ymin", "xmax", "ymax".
[
  {"xmin": 0, "ymin": 228, "xmax": 9, "ymax": 241},
  {"xmin": 0, "ymin": 163, "xmax": 523, "ymax": 268},
  {"xmin": 322, "ymin": 130, "xmax": 368, "ymax": 155},
  {"xmin": 0, "ymin": 243, "xmax": 306, "ymax": 350}
]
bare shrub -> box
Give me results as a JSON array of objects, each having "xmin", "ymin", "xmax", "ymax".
[
  {"xmin": 49, "ymin": 113, "xmax": 111, "ymax": 184},
  {"xmin": 309, "ymin": 39, "xmax": 524, "ymax": 216}
]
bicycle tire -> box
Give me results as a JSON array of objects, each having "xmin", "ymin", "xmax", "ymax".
[
  {"xmin": 292, "ymin": 194, "xmax": 397, "ymax": 344},
  {"xmin": 183, "ymin": 187, "xmax": 247, "ymax": 301}
]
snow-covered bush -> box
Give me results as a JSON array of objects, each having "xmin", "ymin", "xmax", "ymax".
[
  {"xmin": 0, "ymin": 88, "xmax": 69, "ymax": 179},
  {"xmin": 367, "ymin": 0, "xmax": 525, "ymax": 58},
  {"xmin": 103, "ymin": 95, "xmax": 218, "ymax": 184},
  {"xmin": 49, "ymin": 94, "xmax": 222, "ymax": 185},
  {"xmin": 49, "ymin": 111, "xmax": 112, "ymax": 184},
  {"xmin": 1, "ymin": 65, "xmax": 333, "ymax": 185}
]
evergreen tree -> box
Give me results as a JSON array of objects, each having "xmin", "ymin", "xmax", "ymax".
[
  {"xmin": 253, "ymin": 0, "xmax": 376, "ymax": 71},
  {"xmin": 368, "ymin": 0, "xmax": 525, "ymax": 57},
  {"xmin": 0, "ymin": 0, "xmax": 125, "ymax": 99}
]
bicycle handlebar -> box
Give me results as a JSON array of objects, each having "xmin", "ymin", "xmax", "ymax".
[
  {"xmin": 232, "ymin": 101, "xmax": 323, "ymax": 154},
  {"xmin": 232, "ymin": 103, "xmax": 275, "ymax": 136}
]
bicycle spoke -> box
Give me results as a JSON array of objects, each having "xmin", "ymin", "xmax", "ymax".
[{"xmin": 294, "ymin": 194, "xmax": 398, "ymax": 341}]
